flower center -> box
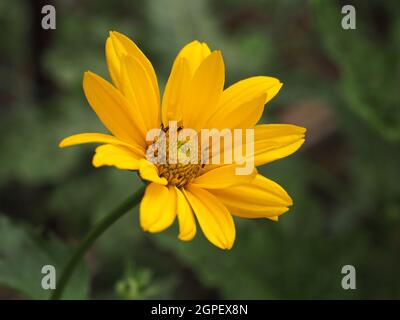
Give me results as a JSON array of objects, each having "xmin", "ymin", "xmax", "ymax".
[
  {"xmin": 149, "ymin": 124, "xmax": 202, "ymax": 187},
  {"xmin": 157, "ymin": 163, "xmax": 202, "ymax": 187}
]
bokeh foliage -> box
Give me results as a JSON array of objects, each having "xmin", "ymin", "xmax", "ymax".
[{"xmin": 0, "ymin": 0, "xmax": 399, "ymax": 299}]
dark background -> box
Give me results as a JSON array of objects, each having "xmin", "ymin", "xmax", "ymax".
[{"xmin": 0, "ymin": 0, "xmax": 399, "ymax": 299}]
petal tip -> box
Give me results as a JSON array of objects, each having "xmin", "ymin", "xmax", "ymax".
[
  {"xmin": 109, "ymin": 30, "xmax": 119, "ymax": 39},
  {"xmin": 221, "ymin": 240, "xmax": 234, "ymax": 250},
  {"xmin": 213, "ymin": 50, "xmax": 223, "ymax": 58},
  {"xmin": 178, "ymin": 234, "xmax": 193, "ymax": 242},
  {"xmin": 58, "ymin": 138, "xmax": 67, "ymax": 148},
  {"xmin": 83, "ymin": 70, "xmax": 94, "ymax": 81}
]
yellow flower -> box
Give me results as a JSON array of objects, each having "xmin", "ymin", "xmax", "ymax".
[{"xmin": 59, "ymin": 31, "xmax": 306, "ymax": 250}]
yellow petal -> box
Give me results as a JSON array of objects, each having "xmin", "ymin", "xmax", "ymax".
[
  {"xmin": 253, "ymin": 124, "xmax": 306, "ymax": 166},
  {"xmin": 225, "ymin": 205, "xmax": 289, "ymax": 219},
  {"xmin": 207, "ymin": 76, "xmax": 282, "ymax": 129},
  {"xmin": 218, "ymin": 124, "xmax": 305, "ymax": 168},
  {"xmin": 106, "ymin": 31, "xmax": 159, "ymax": 101},
  {"xmin": 120, "ymin": 55, "xmax": 160, "ymax": 132},
  {"xmin": 175, "ymin": 40, "xmax": 211, "ymax": 75},
  {"xmin": 176, "ymin": 187, "xmax": 196, "ymax": 241},
  {"xmin": 209, "ymin": 174, "xmax": 292, "ymax": 219},
  {"xmin": 184, "ymin": 185, "xmax": 235, "ymax": 250},
  {"xmin": 207, "ymin": 93, "xmax": 267, "ymax": 129},
  {"xmin": 59, "ymin": 133, "xmax": 144, "ymax": 157},
  {"xmin": 161, "ymin": 57, "xmax": 191, "ymax": 126},
  {"xmin": 222, "ymin": 76, "xmax": 282, "ymax": 106},
  {"xmin": 138, "ymin": 159, "xmax": 167, "ymax": 185},
  {"xmin": 182, "ymin": 51, "xmax": 225, "ymax": 132},
  {"xmin": 161, "ymin": 41, "xmax": 211, "ymax": 125},
  {"xmin": 105, "ymin": 37, "xmax": 120, "ymax": 87},
  {"xmin": 140, "ymin": 183, "xmax": 176, "ymax": 233},
  {"xmin": 92, "ymin": 144, "xmax": 141, "ymax": 170},
  {"xmin": 83, "ymin": 71, "xmax": 146, "ymax": 148},
  {"xmin": 191, "ymin": 165, "xmax": 256, "ymax": 189}
]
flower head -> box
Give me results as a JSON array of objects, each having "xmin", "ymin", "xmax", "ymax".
[{"xmin": 59, "ymin": 31, "xmax": 306, "ymax": 250}]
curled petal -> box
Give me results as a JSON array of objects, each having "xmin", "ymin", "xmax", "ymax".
[{"xmin": 139, "ymin": 159, "xmax": 168, "ymax": 185}]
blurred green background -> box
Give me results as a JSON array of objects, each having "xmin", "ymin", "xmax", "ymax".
[{"xmin": 1, "ymin": 0, "xmax": 399, "ymax": 299}]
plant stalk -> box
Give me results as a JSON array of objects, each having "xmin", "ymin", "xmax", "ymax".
[{"xmin": 50, "ymin": 185, "xmax": 146, "ymax": 300}]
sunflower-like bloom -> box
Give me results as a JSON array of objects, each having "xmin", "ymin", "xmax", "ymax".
[{"xmin": 60, "ymin": 31, "xmax": 306, "ymax": 250}]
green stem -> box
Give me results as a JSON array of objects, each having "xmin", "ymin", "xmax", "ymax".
[{"xmin": 50, "ymin": 185, "xmax": 146, "ymax": 300}]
